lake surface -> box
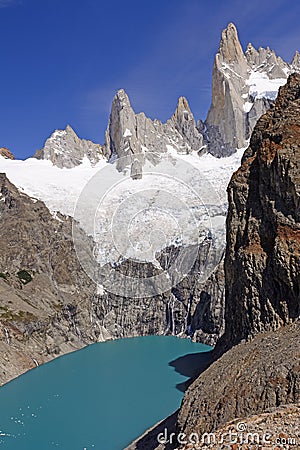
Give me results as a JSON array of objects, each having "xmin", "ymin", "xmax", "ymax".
[{"xmin": 0, "ymin": 336, "xmax": 212, "ymax": 450}]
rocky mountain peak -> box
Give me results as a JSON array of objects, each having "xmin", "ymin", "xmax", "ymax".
[
  {"xmin": 0, "ymin": 147, "xmax": 15, "ymax": 160},
  {"xmin": 34, "ymin": 125, "xmax": 104, "ymax": 169},
  {"xmin": 64, "ymin": 124, "xmax": 77, "ymax": 136},
  {"xmin": 170, "ymin": 96, "xmax": 203, "ymax": 153},
  {"xmin": 245, "ymin": 42, "xmax": 259, "ymax": 61},
  {"xmin": 205, "ymin": 23, "xmax": 300, "ymax": 157},
  {"xmin": 104, "ymin": 88, "xmax": 204, "ymax": 173},
  {"xmin": 172, "ymin": 96, "xmax": 193, "ymax": 120},
  {"xmin": 114, "ymin": 88, "xmax": 131, "ymax": 108},
  {"xmin": 292, "ymin": 50, "xmax": 300, "ymax": 68},
  {"xmin": 104, "ymin": 88, "xmax": 138, "ymax": 169},
  {"xmin": 275, "ymin": 72, "xmax": 300, "ymax": 109},
  {"xmin": 218, "ymin": 22, "xmax": 246, "ymax": 67}
]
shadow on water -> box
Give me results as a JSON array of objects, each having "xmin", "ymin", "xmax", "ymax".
[
  {"xmin": 127, "ymin": 351, "xmax": 213, "ymax": 449},
  {"xmin": 169, "ymin": 350, "xmax": 213, "ymax": 392}
]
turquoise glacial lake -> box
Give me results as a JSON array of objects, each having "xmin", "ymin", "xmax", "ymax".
[{"xmin": 0, "ymin": 336, "xmax": 212, "ymax": 449}]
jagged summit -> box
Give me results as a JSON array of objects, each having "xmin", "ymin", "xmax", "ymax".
[
  {"xmin": 274, "ymin": 72, "xmax": 300, "ymax": 109},
  {"xmin": 173, "ymin": 96, "xmax": 192, "ymax": 117},
  {"xmin": 104, "ymin": 88, "xmax": 203, "ymax": 173},
  {"xmin": 34, "ymin": 125, "xmax": 104, "ymax": 169},
  {"xmin": 30, "ymin": 22, "xmax": 300, "ymax": 167},
  {"xmin": 218, "ymin": 22, "xmax": 246, "ymax": 68},
  {"xmin": 292, "ymin": 50, "xmax": 300, "ymax": 68},
  {"xmin": 113, "ymin": 88, "xmax": 132, "ymax": 108}
]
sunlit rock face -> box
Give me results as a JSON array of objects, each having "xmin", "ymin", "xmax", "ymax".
[{"xmin": 205, "ymin": 23, "xmax": 300, "ymax": 157}]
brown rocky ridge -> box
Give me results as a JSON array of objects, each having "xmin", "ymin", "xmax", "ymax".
[
  {"xmin": 0, "ymin": 147, "xmax": 14, "ymax": 160},
  {"xmin": 219, "ymin": 72, "xmax": 300, "ymax": 352}
]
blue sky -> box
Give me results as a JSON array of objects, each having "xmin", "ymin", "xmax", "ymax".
[{"xmin": 0, "ymin": 0, "xmax": 299, "ymax": 159}]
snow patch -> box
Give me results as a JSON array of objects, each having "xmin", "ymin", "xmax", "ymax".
[
  {"xmin": 243, "ymin": 101, "xmax": 253, "ymax": 113},
  {"xmin": 123, "ymin": 128, "xmax": 132, "ymax": 138},
  {"xmin": 246, "ymin": 71, "xmax": 286, "ymax": 100}
]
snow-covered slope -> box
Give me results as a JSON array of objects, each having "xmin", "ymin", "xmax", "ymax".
[
  {"xmin": 0, "ymin": 149, "xmax": 243, "ymax": 267},
  {"xmin": 246, "ymin": 71, "xmax": 287, "ymax": 101}
]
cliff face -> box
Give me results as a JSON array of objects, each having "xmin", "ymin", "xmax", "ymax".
[
  {"xmin": 220, "ymin": 73, "xmax": 300, "ymax": 350},
  {"xmin": 84, "ymin": 242, "xmax": 225, "ymax": 346},
  {"xmin": 170, "ymin": 74, "xmax": 300, "ymax": 445},
  {"xmin": 0, "ymin": 173, "xmax": 98, "ymax": 383},
  {"xmin": 177, "ymin": 320, "xmax": 300, "ymax": 437}
]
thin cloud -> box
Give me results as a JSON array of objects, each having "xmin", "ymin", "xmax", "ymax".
[{"xmin": 0, "ymin": 0, "xmax": 18, "ymax": 8}]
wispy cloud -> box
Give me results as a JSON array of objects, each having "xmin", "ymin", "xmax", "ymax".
[{"xmin": 0, "ymin": 0, "xmax": 18, "ymax": 8}]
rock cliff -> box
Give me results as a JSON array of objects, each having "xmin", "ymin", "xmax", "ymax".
[
  {"xmin": 0, "ymin": 173, "xmax": 97, "ymax": 383},
  {"xmin": 177, "ymin": 321, "xmax": 300, "ymax": 439},
  {"xmin": 219, "ymin": 73, "xmax": 300, "ymax": 351},
  {"xmin": 175, "ymin": 73, "xmax": 300, "ymax": 447}
]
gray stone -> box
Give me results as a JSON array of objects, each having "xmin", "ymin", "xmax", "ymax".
[{"xmin": 34, "ymin": 124, "xmax": 104, "ymax": 168}]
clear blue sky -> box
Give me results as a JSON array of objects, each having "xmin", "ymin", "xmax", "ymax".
[{"xmin": 0, "ymin": 0, "xmax": 299, "ymax": 159}]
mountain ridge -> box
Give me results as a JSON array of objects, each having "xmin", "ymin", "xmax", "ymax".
[{"xmin": 24, "ymin": 22, "xmax": 300, "ymax": 168}]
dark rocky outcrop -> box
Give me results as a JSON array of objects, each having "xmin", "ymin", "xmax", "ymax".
[
  {"xmin": 177, "ymin": 321, "xmax": 300, "ymax": 438},
  {"xmin": 174, "ymin": 74, "xmax": 300, "ymax": 446},
  {"xmin": 219, "ymin": 73, "xmax": 300, "ymax": 352}
]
